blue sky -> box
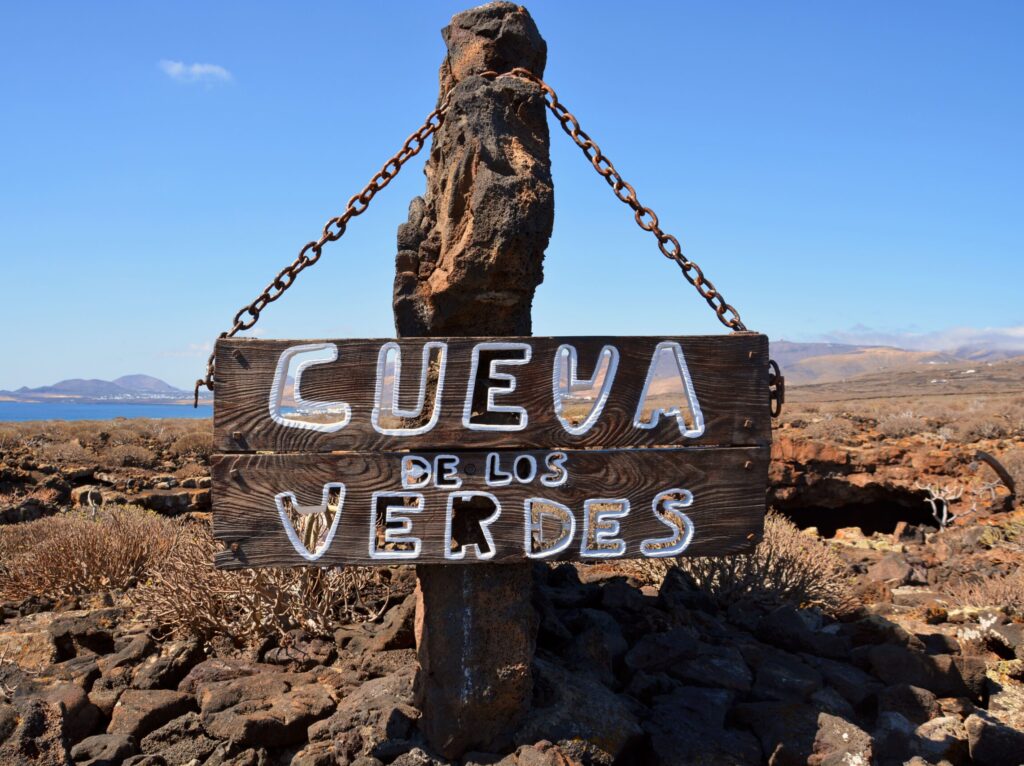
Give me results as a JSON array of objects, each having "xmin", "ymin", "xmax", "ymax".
[{"xmin": 1, "ymin": 1, "xmax": 1021, "ymax": 390}]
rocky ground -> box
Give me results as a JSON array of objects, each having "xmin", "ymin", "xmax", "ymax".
[{"xmin": 1, "ymin": 404, "xmax": 1023, "ymax": 765}]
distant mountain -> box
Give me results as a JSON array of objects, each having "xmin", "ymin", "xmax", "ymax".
[
  {"xmin": 787, "ymin": 355, "xmax": 1024, "ymax": 403},
  {"xmin": 0, "ymin": 374, "xmax": 198, "ymax": 404},
  {"xmin": 770, "ymin": 340, "xmax": 1024, "ymax": 386},
  {"xmin": 113, "ymin": 374, "xmax": 183, "ymax": 395},
  {"xmin": 20, "ymin": 379, "xmax": 131, "ymax": 398}
]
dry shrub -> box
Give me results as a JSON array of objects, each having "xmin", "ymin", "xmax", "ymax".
[
  {"xmin": 1003, "ymin": 400, "xmax": 1024, "ymax": 436},
  {"xmin": 174, "ymin": 462, "xmax": 208, "ymax": 480},
  {"xmin": 130, "ymin": 525, "xmax": 394, "ymax": 645},
  {"xmin": 0, "ymin": 506, "xmax": 179, "ymax": 601},
  {"xmin": 877, "ymin": 410, "xmax": 925, "ymax": 439},
  {"xmin": 105, "ymin": 444, "xmax": 157, "ymax": 468},
  {"xmin": 954, "ymin": 419, "xmax": 1009, "ymax": 443},
  {"xmin": 170, "ymin": 431, "xmax": 212, "ymax": 462},
  {"xmin": 105, "ymin": 425, "xmax": 150, "ymax": 447},
  {"xmin": 803, "ymin": 415, "xmax": 858, "ymax": 444},
  {"xmin": 628, "ymin": 512, "xmax": 852, "ymax": 614},
  {"xmin": 36, "ymin": 440, "xmax": 93, "ymax": 465},
  {"xmin": 945, "ymin": 566, "xmax": 1024, "ymax": 619},
  {"xmin": 0, "ymin": 425, "xmax": 20, "ymax": 450}
]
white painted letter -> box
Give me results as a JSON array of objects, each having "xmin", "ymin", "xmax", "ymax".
[
  {"xmin": 434, "ymin": 454, "xmax": 462, "ymax": 488},
  {"xmin": 269, "ymin": 344, "xmax": 350, "ymax": 432},
  {"xmin": 640, "ymin": 489, "xmax": 695, "ymax": 557},
  {"xmin": 369, "ymin": 492, "xmax": 423, "ymax": 560},
  {"xmin": 581, "ymin": 499, "xmax": 629, "ymax": 558},
  {"xmin": 513, "ymin": 454, "xmax": 537, "ymax": 484},
  {"xmin": 275, "ymin": 483, "xmax": 345, "ymax": 562},
  {"xmin": 445, "ymin": 492, "xmax": 501, "ymax": 560},
  {"xmin": 400, "ymin": 456, "xmax": 431, "ymax": 489},
  {"xmin": 371, "ymin": 341, "xmax": 447, "ymax": 436},
  {"xmin": 485, "ymin": 453, "xmax": 513, "ymax": 487},
  {"xmin": 463, "ymin": 342, "xmax": 532, "ymax": 431},
  {"xmin": 540, "ymin": 452, "xmax": 569, "ymax": 487},
  {"xmin": 633, "ymin": 341, "xmax": 705, "ymax": 437},
  {"xmin": 524, "ymin": 498, "xmax": 575, "ymax": 558},
  {"xmin": 553, "ymin": 344, "xmax": 619, "ymax": 435}
]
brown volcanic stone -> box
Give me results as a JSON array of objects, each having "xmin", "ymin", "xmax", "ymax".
[
  {"xmin": 392, "ymin": 2, "xmax": 552, "ymax": 337},
  {"xmin": 108, "ymin": 689, "xmax": 193, "ymax": 740},
  {"xmin": 877, "ymin": 684, "xmax": 941, "ymax": 725},
  {"xmin": 70, "ymin": 733, "xmax": 138, "ymax": 765},
  {"xmin": 0, "ymin": 697, "xmax": 71, "ymax": 765},
  {"xmin": 515, "ymin": 658, "xmax": 641, "ymax": 764},
  {"xmin": 139, "ymin": 712, "xmax": 219, "ymax": 763},
  {"xmin": 965, "ymin": 712, "xmax": 1024, "ymax": 766},
  {"xmin": 41, "ymin": 682, "xmax": 102, "ymax": 744},
  {"xmin": 310, "ymin": 667, "xmax": 419, "ymax": 761},
  {"xmin": 866, "ymin": 644, "xmax": 987, "ymax": 701},
  {"xmin": 197, "ymin": 672, "xmax": 335, "ymax": 750}
]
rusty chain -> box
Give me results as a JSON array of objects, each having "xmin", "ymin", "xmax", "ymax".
[
  {"xmin": 196, "ymin": 69, "xmax": 749, "ymax": 405},
  {"xmin": 194, "ymin": 93, "xmax": 452, "ymax": 404},
  {"xmin": 483, "ymin": 67, "xmax": 746, "ymax": 334}
]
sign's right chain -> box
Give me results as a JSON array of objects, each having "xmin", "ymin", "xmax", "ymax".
[
  {"xmin": 195, "ymin": 68, "xmax": 752, "ymax": 406},
  {"xmin": 482, "ymin": 67, "xmax": 747, "ymax": 333}
]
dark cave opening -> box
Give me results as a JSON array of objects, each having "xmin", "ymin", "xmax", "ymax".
[{"xmin": 778, "ymin": 500, "xmax": 939, "ymax": 538}]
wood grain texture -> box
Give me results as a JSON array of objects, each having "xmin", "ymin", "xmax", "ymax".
[
  {"xmin": 213, "ymin": 333, "xmax": 769, "ymax": 453},
  {"xmin": 212, "ymin": 446, "xmax": 768, "ymax": 568}
]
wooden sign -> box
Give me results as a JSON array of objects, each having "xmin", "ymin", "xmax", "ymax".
[{"xmin": 212, "ymin": 334, "xmax": 771, "ymax": 568}]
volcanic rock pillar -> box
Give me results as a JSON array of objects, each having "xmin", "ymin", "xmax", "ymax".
[{"xmin": 392, "ymin": 2, "xmax": 553, "ymax": 757}]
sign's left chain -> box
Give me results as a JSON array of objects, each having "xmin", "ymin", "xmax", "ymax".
[{"xmin": 194, "ymin": 92, "xmax": 453, "ymax": 405}]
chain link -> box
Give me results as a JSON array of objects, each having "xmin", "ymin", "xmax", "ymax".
[
  {"xmin": 194, "ymin": 94, "xmax": 451, "ymax": 404},
  {"xmin": 481, "ymin": 67, "xmax": 747, "ymax": 334},
  {"xmin": 195, "ymin": 69, "xmax": 749, "ymax": 404}
]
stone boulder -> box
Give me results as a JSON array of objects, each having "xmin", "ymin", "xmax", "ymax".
[
  {"xmin": 70, "ymin": 733, "xmax": 137, "ymax": 765},
  {"xmin": 49, "ymin": 608, "xmax": 122, "ymax": 660},
  {"xmin": 965, "ymin": 712, "xmax": 1024, "ymax": 766},
  {"xmin": 196, "ymin": 670, "xmax": 335, "ymax": 750},
  {"xmin": 139, "ymin": 712, "xmax": 219, "ymax": 764},
  {"xmin": 308, "ymin": 667, "xmax": 419, "ymax": 762},
  {"xmin": 262, "ymin": 631, "xmax": 336, "ymax": 671},
  {"xmin": 876, "ymin": 684, "xmax": 941, "ymax": 725},
  {"xmin": 623, "ymin": 627, "xmax": 699, "ymax": 674},
  {"xmin": 757, "ymin": 605, "xmax": 850, "ymax": 659},
  {"xmin": 108, "ymin": 689, "xmax": 194, "ymax": 741},
  {"xmin": 514, "ymin": 658, "xmax": 642, "ymax": 765},
  {"xmin": 131, "ymin": 639, "xmax": 204, "ymax": 691},
  {"xmin": 643, "ymin": 686, "xmax": 760, "ymax": 765},
  {"xmin": 866, "ymin": 643, "xmax": 987, "ymax": 700},
  {"xmin": 734, "ymin": 703, "xmax": 873, "ymax": 766},
  {"xmin": 0, "ymin": 696, "xmax": 72, "ymax": 765},
  {"xmin": 670, "ymin": 641, "xmax": 753, "ymax": 693}
]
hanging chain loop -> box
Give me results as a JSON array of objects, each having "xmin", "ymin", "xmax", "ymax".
[
  {"xmin": 195, "ymin": 69, "xmax": 750, "ymax": 405},
  {"xmin": 481, "ymin": 67, "xmax": 747, "ymax": 334},
  {"xmin": 193, "ymin": 93, "xmax": 451, "ymax": 404}
]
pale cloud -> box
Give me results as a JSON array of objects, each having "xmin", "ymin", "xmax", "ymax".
[
  {"xmin": 816, "ymin": 324, "xmax": 1024, "ymax": 353},
  {"xmin": 159, "ymin": 59, "xmax": 232, "ymax": 84}
]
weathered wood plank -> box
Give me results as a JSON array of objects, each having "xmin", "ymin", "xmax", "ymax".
[
  {"xmin": 213, "ymin": 334, "xmax": 769, "ymax": 453},
  {"xmin": 212, "ymin": 446, "xmax": 768, "ymax": 568}
]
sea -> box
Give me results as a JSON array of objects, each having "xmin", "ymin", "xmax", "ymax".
[{"xmin": 0, "ymin": 401, "xmax": 212, "ymax": 422}]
